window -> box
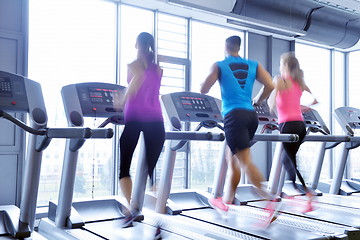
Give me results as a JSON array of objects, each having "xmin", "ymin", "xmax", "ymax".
[
  {"xmin": 156, "ymin": 13, "xmax": 189, "ymax": 189},
  {"xmin": 190, "ymin": 21, "xmax": 244, "ymax": 190},
  {"xmin": 29, "ymin": 0, "xmax": 117, "ymax": 205},
  {"xmin": 348, "ymin": 51, "xmax": 360, "ymax": 179},
  {"xmin": 119, "ymin": 5, "xmax": 154, "ymax": 86},
  {"xmin": 295, "ymin": 43, "xmax": 331, "ymax": 180},
  {"xmin": 157, "ymin": 14, "xmax": 188, "ymax": 59}
]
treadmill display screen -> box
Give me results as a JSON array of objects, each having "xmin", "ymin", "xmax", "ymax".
[
  {"xmin": 88, "ymin": 87, "xmax": 118, "ymax": 105},
  {"xmin": 0, "ymin": 77, "xmax": 12, "ymax": 97},
  {"xmin": 180, "ymin": 96, "xmax": 213, "ymax": 112},
  {"xmin": 303, "ymin": 110, "xmax": 317, "ymax": 121}
]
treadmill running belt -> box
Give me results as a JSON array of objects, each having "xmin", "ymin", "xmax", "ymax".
[
  {"xmin": 181, "ymin": 208, "xmax": 347, "ymax": 240},
  {"xmin": 249, "ymin": 199, "xmax": 360, "ymax": 229},
  {"xmin": 83, "ymin": 219, "xmax": 187, "ymax": 240}
]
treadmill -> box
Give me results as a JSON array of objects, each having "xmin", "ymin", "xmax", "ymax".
[
  {"xmin": 37, "ymin": 83, "xmax": 249, "ymax": 240},
  {"xmin": 325, "ymin": 106, "xmax": 360, "ymax": 196},
  {"xmin": 156, "ymin": 92, "xmax": 348, "ymax": 240},
  {"xmin": 294, "ymin": 107, "xmax": 360, "ymax": 209},
  {"xmin": 38, "ymin": 82, "xmax": 183, "ymax": 240},
  {"xmin": 246, "ymin": 107, "xmax": 360, "ymax": 239},
  {"xmin": 211, "ymin": 101, "xmax": 300, "ymax": 205},
  {"xmin": 0, "ymin": 71, "xmax": 93, "ymax": 239}
]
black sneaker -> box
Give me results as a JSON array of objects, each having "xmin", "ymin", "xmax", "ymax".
[
  {"xmin": 121, "ymin": 214, "xmax": 134, "ymax": 228},
  {"xmin": 154, "ymin": 226, "xmax": 162, "ymax": 240}
]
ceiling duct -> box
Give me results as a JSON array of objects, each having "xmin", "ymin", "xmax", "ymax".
[
  {"xmin": 231, "ymin": 0, "xmax": 360, "ymax": 48},
  {"xmin": 231, "ymin": 0, "xmax": 320, "ymax": 31},
  {"xmin": 167, "ymin": 0, "xmax": 360, "ymax": 49},
  {"xmin": 296, "ymin": 6, "xmax": 360, "ymax": 48}
]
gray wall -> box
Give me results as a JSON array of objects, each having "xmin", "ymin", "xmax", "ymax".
[
  {"xmin": 248, "ymin": 32, "xmax": 292, "ymax": 179},
  {"xmin": 0, "ymin": 0, "xmax": 28, "ymax": 206}
]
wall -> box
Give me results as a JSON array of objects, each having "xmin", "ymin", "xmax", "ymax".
[{"xmin": 0, "ymin": 0, "xmax": 28, "ymax": 206}]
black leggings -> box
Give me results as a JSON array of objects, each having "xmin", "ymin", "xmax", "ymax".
[
  {"xmin": 119, "ymin": 121, "xmax": 165, "ymax": 183},
  {"xmin": 279, "ymin": 121, "xmax": 307, "ymax": 190}
]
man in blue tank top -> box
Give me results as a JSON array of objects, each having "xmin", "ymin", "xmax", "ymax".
[{"xmin": 200, "ymin": 36, "xmax": 275, "ymax": 218}]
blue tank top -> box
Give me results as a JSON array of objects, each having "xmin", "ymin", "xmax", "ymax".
[{"xmin": 217, "ymin": 56, "xmax": 258, "ymax": 116}]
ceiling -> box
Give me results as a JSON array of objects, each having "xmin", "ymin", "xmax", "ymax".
[{"xmin": 312, "ymin": 0, "xmax": 360, "ymax": 14}]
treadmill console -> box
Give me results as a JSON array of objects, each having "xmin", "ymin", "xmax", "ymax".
[
  {"xmin": 62, "ymin": 82, "xmax": 125, "ymax": 118},
  {"xmin": 302, "ymin": 107, "xmax": 330, "ymax": 134},
  {"xmin": 161, "ymin": 92, "xmax": 222, "ymax": 123},
  {"xmin": 162, "ymin": 92, "xmax": 282, "ymax": 126},
  {"xmin": 253, "ymin": 102, "xmax": 277, "ymax": 125},
  {"xmin": 335, "ymin": 107, "xmax": 360, "ymax": 136},
  {"xmin": 0, "ymin": 71, "xmax": 29, "ymax": 112}
]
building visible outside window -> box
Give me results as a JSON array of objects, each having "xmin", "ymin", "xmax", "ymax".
[
  {"xmin": 295, "ymin": 43, "xmax": 331, "ymax": 180},
  {"xmin": 28, "ymin": 0, "xmax": 116, "ymax": 205},
  {"xmin": 155, "ymin": 13, "xmax": 189, "ymax": 189},
  {"xmin": 348, "ymin": 51, "xmax": 360, "ymax": 179}
]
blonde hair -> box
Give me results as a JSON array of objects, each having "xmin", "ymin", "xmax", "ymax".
[{"xmin": 281, "ymin": 52, "xmax": 306, "ymax": 90}]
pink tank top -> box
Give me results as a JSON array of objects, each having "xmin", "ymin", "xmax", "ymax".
[
  {"xmin": 276, "ymin": 79, "xmax": 303, "ymax": 124},
  {"xmin": 124, "ymin": 63, "xmax": 163, "ymax": 122}
]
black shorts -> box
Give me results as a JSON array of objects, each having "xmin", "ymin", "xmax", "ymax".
[{"xmin": 224, "ymin": 109, "xmax": 258, "ymax": 154}]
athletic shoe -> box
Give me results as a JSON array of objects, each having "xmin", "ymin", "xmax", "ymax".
[
  {"xmin": 154, "ymin": 226, "xmax": 162, "ymax": 240},
  {"xmin": 208, "ymin": 197, "xmax": 229, "ymax": 212},
  {"xmin": 121, "ymin": 214, "xmax": 134, "ymax": 228},
  {"xmin": 121, "ymin": 209, "xmax": 140, "ymax": 228},
  {"xmin": 302, "ymin": 192, "xmax": 314, "ymax": 214},
  {"xmin": 262, "ymin": 200, "xmax": 283, "ymax": 228}
]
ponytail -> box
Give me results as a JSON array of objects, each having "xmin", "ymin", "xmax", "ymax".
[
  {"xmin": 136, "ymin": 32, "xmax": 155, "ymax": 63},
  {"xmin": 281, "ymin": 52, "xmax": 306, "ymax": 90}
]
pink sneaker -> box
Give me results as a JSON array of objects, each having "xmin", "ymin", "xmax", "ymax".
[
  {"xmin": 302, "ymin": 202, "xmax": 314, "ymax": 213},
  {"xmin": 302, "ymin": 193, "xmax": 314, "ymax": 213},
  {"xmin": 209, "ymin": 197, "xmax": 229, "ymax": 212}
]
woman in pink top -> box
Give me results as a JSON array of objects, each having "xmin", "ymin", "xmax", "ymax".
[{"xmin": 268, "ymin": 52, "xmax": 317, "ymax": 213}]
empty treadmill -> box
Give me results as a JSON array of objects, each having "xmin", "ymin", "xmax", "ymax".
[{"xmin": 0, "ymin": 71, "xmax": 93, "ymax": 239}]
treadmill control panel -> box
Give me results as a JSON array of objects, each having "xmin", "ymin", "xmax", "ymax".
[
  {"xmin": 76, "ymin": 83, "xmax": 125, "ymax": 117},
  {"xmin": 178, "ymin": 96, "xmax": 213, "ymax": 112},
  {"xmin": 162, "ymin": 92, "xmax": 222, "ymax": 123},
  {"xmin": 254, "ymin": 102, "xmax": 277, "ymax": 124},
  {"xmin": 302, "ymin": 107, "xmax": 330, "ymax": 134},
  {"xmin": 162, "ymin": 92, "xmax": 281, "ymax": 124},
  {"xmin": 335, "ymin": 107, "xmax": 360, "ymax": 136},
  {"xmin": 0, "ymin": 71, "xmax": 29, "ymax": 112},
  {"xmin": 62, "ymin": 82, "xmax": 126, "ymax": 118}
]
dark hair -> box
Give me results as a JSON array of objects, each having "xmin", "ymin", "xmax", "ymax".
[
  {"xmin": 226, "ymin": 36, "xmax": 241, "ymax": 52},
  {"xmin": 136, "ymin": 32, "xmax": 155, "ymax": 63}
]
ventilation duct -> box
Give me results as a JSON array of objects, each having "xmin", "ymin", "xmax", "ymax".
[
  {"xmin": 296, "ymin": 6, "xmax": 360, "ymax": 48},
  {"xmin": 232, "ymin": 0, "xmax": 360, "ymax": 48},
  {"xmin": 167, "ymin": 0, "xmax": 360, "ymax": 49}
]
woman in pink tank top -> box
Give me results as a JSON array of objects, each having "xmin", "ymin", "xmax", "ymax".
[{"xmin": 268, "ymin": 52, "xmax": 317, "ymax": 213}]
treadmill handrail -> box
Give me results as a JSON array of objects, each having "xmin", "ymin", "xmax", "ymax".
[
  {"xmin": 304, "ymin": 135, "xmax": 350, "ymax": 142},
  {"xmin": 253, "ymin": 133, "xmax": 298, "ymax": 142},
  {"xmin": 89, "ymin": 128, "xmax": 114, "ymax": 139},
  {"xmin": 350, "ymin": 136, "xmax": 360, "ymax": 142},
  {"xmin": 1, "ymin": 109, "xmax": 93, "ymax": 139},
  {"xmin": 0, "ymin": 110, "xmax": 46, "ymax": 135},
  {"xmin": 45, "ymin": 128, "xmax": 92, "ymax": 139},
  {"xmin": 165, "ymin": 131, "xmax": 225, "ymax": 141}
]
